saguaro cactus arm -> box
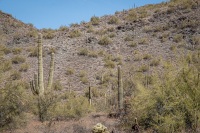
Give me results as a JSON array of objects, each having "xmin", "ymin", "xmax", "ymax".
[{"xmin": 30, "ymin": 73, "xmax": 39, "ymax": 95}]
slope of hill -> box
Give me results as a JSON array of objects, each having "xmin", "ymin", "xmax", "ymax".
[{"xmin": 0, "ymin": 0, "xmax": 199, "ymax": 132}]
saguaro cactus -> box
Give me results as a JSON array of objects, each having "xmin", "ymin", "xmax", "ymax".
[
  {"xmin": 118, "ymin": 65, "xmax": 123, "ymax": 110},
  {"xmin": 30, "ymin": 33, "xmax": 55, "ymax": 121},
  {"xmin": 30, "ymin": 33, "xmax": 55, "ymax": 96}
]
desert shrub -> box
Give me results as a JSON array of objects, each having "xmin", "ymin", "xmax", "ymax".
[
  {"xmin": 79, "ymin": 70, "xmax": 87, "ymax": 77},
  {"xmin": 170, "ymin": 45, "xmax": 177, "ymax": 51},
  {"xmin": 0, "ymin": 44, "xmax": 11, "ymax": 55},
  {"xmin": 107, "ymin": 27, "xmax": 115, "ymax": 32},
  {"xmin": 138, "ymin": 38, "xmax": 148, "ymax": 45},
  {"xmin": 19, "ymin": 63, "xmax": 29, "ymax": 72},
  {"xmin": 66, "ymin": 68, "xmax": 75, "ymax": 75},
  {"xmin": 143, "ymin": 54, "xmax": 152, "ymax": 60},
  {"xmin": 138, "ymin": 65, "xmax": 149, "ymax": 72},
  {"xmin": 52, "ymin": 80, "xmax": 63, "ymax": 91},
  {"xmin": 12, "ymin": 47, "xmax": 22, "ymax": 55},
  {"xmin": 173, "ymin": 34, "xmax": 183, "ymax": 43},
  {"xmin": 108, "ymin": 33, "xmax": 116, "ymax": 38},
  {"xmin": 126, "ymin": 9, "xmax": 138, "ymax": 21},
  {"xmin": 69, "ymin": 30, "xmax": 81, "ymax": 38},
  {"xmin": 28, "ymin": 46, "xmax": 38, "ymax": 57},
  {"xmin": 1, "ymin": 59, "xmax": 12, "ymax": 72},
  {"xmin": 80, "ymin": 77, "xmax": 88, "ymax": 84},
  {"xmin": 10, "ymin": 70, "xmax": 21, "ymax": 80},
  {"xmin": 42, "ymin": 28, "xmax": 55, "ymax": 39},
  {"xmin": 134, "ymin": 55, "xmax": 142, "ymax": 61},
  {"xmin": 90, "ymin": 16, "xmax": 100, "ymax": 25},
  {"xmin": 138, "ymin": 9, "xmax": 148, "ymax": 18},
  {"xmin": 124, "ymin": 36, "xmax": 133, "ymax": 41},
  {"xmin": 123, "ymin": 63, "xmax": 200, "ymax": 132},
  {"xmin": 108, "ymin": 16, "xmax": 119, "ymax": 24},
  {"xmin": 95, "ymin": 29, "xmax": 107, "ymax": 36},
  {"xmin": 191, "ymin": 35, "xmax": 200, "ymax": 46},
  {"xmin": 150, "ymin": 59, "xmax": 160, "ymax": 66},
  {"xmin": 49, "ymin": 92, "xmax": 92, "ymax": 119},
  {"xmin": 88, "ymin": 51, "xmax": 98, "ymax": 58},
  {"xmin": 85, "ymin": 87, "xmax": 101, "ymax": 98},
  {"xmin": 27, "ymin": 30, "xmax": 37, "ymax": 38},
  {"xmin": 0, "ymin": 82, "xmax": 29, "ymax": 130},
  {"xmin": 104, "ymin": 60, "xmax": 115, "ymax": 68},
  {"xmin": 11, "ymin": 55, "xmax": 26, "ymax": 64},
  {"xmin": 70, "ymin": 23, "xmax": 79, "ymax": 27},
  {"xmin": 129, "ymin": 42, "xmax": 137, "ymax": 47},
  {"xmin": 78, "ymin": 48, "xmax": 89, "ymax": 56},
  {"xmin": 59, "ymin": 25, "xmax": 69, "ymax": 31},
  {"xmin": 98, "ymin": 36, "xmax": 112, "ymax": 45}
]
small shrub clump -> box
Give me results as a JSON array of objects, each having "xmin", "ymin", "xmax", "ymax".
[
  {"xmin": 98, "ymin": 36, "xmax": 112, "ymax": 45},
  {"xmin": 90, "ymin": 16, "xmax": 100, "ymax": 25},
  {"xmin": 12, "ymin": 55, "xmax": 26, "ymax": 64}
]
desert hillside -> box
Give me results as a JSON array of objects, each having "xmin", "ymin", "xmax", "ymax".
[{"xmin": 0, "ymin": 0, "xmax": 200, "ymax": 132}]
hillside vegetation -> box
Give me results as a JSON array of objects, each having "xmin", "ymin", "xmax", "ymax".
[{"xmin": 0, "ymin": 0, "xmax": 200, "ymax": 132}]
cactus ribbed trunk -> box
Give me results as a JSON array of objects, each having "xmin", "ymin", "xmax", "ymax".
[
  {"xmin": 38, "ymin": 33, "xmax": 44, "ymax": 96},
  {"xmin": 47, "ymin": 52, "xmax": 55, "ymax": 90},
  {"xmin": 118, "ymin": 65, "xmax": 123, "ymax": 110}
]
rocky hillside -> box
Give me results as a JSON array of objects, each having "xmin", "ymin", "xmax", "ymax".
[
  {"xmin": 0, "ymin": 0, "xmax": 199, "ymax": 92},
  {"xmin": 0, "ymin": 0, "xmax": 200, "ymax": 132}
]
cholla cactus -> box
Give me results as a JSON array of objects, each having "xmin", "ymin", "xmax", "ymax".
[{"xmin": 92, "ymin": 123, "xmax": 109, "ymax": 133}]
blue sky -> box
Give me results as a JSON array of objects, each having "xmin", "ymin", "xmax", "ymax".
[{"xmin": 0, "ymin": 0, "xmax": 165, "ymax": 29}]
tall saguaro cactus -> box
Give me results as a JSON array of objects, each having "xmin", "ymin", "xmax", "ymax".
[
  {"xmin": 30, "ymin": 33, "xmax": 55, "ymax": 122},
  {"xmin": 118, "ymin": 65, "xmax": 123, "ymax": 110},
  {"xmin": 30, "ymin": 33, "xmax": 55, "ymax": 95}
]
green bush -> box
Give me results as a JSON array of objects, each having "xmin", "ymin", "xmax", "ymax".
[
  {"xmin": 0, "ymin": 82, "xmax": 29, "ymax": 130},
  {"xmin": 49, "ymin": 92, "xmax": 92, "ymax": 119},
  {"xmin": 121, "ymin": 59, "xmax": 200, "ymax": 132}
]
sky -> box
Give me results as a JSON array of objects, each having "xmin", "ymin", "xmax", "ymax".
[{"xmin": 0, "ymin": 0, "xmax": 165, "ymax": 29}]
